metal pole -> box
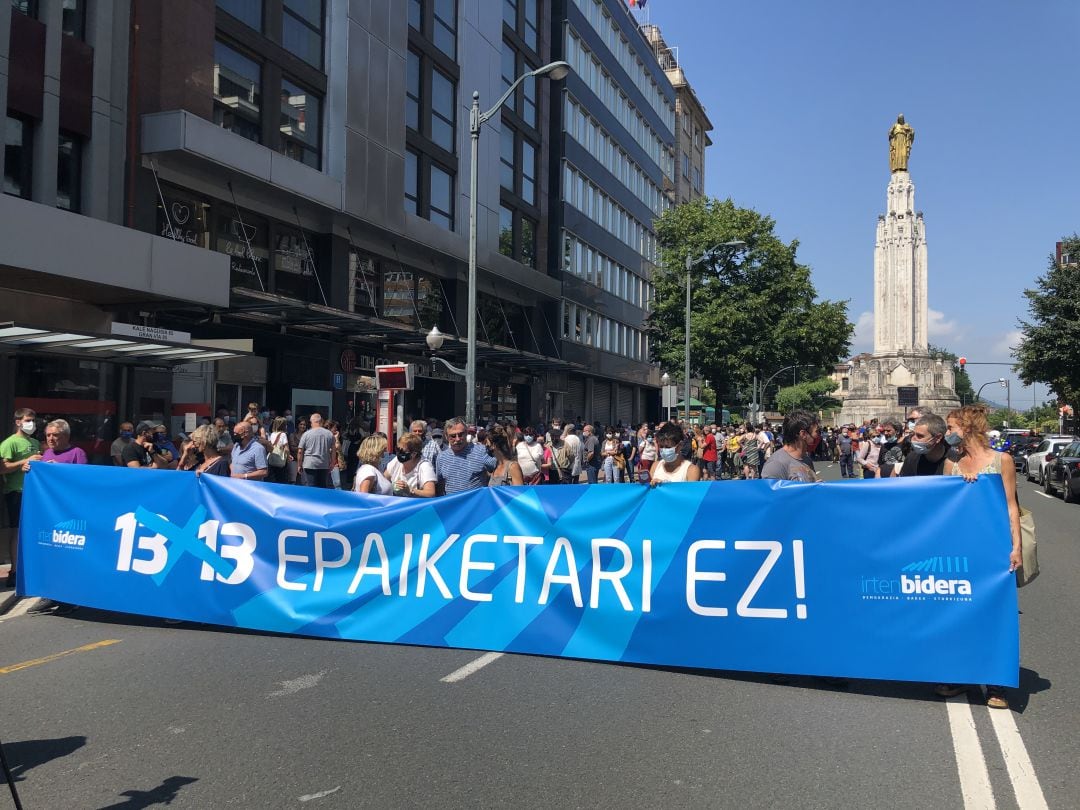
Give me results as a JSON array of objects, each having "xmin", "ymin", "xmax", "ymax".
[
  {"xmin": 684, "ymin": 253, "xmax": 691, "ymax": 425},
  {"xmin": 466, "ymin": 92, "xmax": 480, "ymax": 426}
]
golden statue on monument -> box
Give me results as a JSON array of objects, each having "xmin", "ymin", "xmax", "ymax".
[{"xmin": 888, "ymin": 114, "xmax": 915, "ymax": 173}]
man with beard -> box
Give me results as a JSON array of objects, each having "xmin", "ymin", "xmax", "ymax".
[{"xmin": 760, "ymin": 410, "xmax": 820, "ymax": 482}]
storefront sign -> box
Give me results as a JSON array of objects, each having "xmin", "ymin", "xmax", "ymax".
[
  {"xmin": 340, "ymin": 349, "xmax": 357, "ymax": 373},
  {"xmin": 111, "ymin": 323, "xmax": 191, "ymax": 344}
]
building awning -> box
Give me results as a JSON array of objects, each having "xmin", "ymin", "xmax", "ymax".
[
  {"xmin": 0, "ymin": 322, "xmax": 252, "ymax": 365},
  {"xmin": 228, "ymin": 288, "xmax": 585, "ymax": 374}
]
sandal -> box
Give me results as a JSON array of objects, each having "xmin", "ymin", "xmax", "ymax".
[
  {"xmin": 935, "ymin": 683, "xmax": 966, "ymax": 698},
  {"xmin": 986, "ymin": 686, "xmax": 1009, "ymax": 710}
]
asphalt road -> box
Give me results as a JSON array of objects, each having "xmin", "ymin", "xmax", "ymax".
[{"xmin": 0, "ymin": 463, "xmax": 1075, "ymax": 809}]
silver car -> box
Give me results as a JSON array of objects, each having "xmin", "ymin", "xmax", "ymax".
[{"xmin": 1025, "ymin": 436, "xmax": 1080, "ymax": 484}]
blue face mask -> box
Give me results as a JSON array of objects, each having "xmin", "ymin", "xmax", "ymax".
[
  {"xmin": 944, "ymin": 431, "xmax": 963, "ymax": 447},
  {"xmin": 120, "ymin": 431, "xmax": 134, "ymax": 440},
  {"xmin": 659, "ymin": 447, "xmax": 678, "ymax": 463}
]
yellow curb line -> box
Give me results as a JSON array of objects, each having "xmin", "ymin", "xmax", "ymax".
[{"xmin": 0, "ymin": 639, "xmax": 122, "ymax": 675}]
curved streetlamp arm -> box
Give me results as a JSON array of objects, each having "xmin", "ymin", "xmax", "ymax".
[
  {"xmin": 476, "ymin": 61, "xmax": 571, "ymax": 130},
  {"xmin": 432, "ymin": 356, "xmax": 467, "ymax": 378}
]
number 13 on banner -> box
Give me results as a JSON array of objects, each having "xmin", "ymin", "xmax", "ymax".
[{"xmin": 686, "ymin": 540, "xmax": 808, "ymax": 619}]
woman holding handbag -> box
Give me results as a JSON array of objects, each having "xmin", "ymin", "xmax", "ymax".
[
  {"xmin": 266, "ymin": 417, "xmax": 292, "ymax": 484},
  {"xmin": 516, "ymin": 427, "xmax": 544, "ymax": 485}
]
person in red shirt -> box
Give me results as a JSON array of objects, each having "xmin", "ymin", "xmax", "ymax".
[{"xmin": 701, "ymin": 426, "xmax": 719, "ymax": 480}]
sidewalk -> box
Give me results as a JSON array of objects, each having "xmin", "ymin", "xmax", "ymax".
[{"xmin": 1, "ymin": 562, "xmax": 26, "ymax": 615}]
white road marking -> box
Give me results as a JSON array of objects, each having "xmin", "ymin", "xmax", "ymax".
[
  {"xmin": 985, "ymin": 699, "xmax": 1049, "ymax": 810},
  {"xmin": 1034, "ymin": 492, "xmax": 1054, "ymax": 500},
  {"xmin": 440, "ymin": 652, "xmax": 504, "ymax": 683},
  {"xmin": 945, "ymin": 695, "xmax": 996, "ymax": 809},
  {"xmin": 268, "ymin": 669, "xmax": 328, "ymax": 698},
  {"xmin": 299, "ymin": 786, "xmax": 341, "ymax": 802}
]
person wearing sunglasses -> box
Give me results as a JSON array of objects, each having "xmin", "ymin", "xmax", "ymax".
[{"xmin": 435, "ymin": 416, "xmax": 497, "ymax": 495}]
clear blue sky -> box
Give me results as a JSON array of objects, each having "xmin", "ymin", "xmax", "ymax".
[{"xmin": 635, "ymin": 0, "xmax": 1079, "ymax": 409}]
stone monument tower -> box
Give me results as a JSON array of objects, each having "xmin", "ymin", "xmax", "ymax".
[{"xmin": 839, "ymin": 115, "xmax": 959, "ymax": 425}]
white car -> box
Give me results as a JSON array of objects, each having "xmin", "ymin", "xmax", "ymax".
[{"xmin": 1025, "ymin": 436, "xmax": 1079, "ymax": 484}]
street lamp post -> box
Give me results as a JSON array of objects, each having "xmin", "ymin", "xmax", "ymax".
[
  {"xmin": 466, "ymin": 60, "xmax": 570, "ymax": 426},
  {"xmin": 661, "ymin": 372, "xmax": 671, "ymax": 422},
  {"xmin": 975, "ymin": 377, "xmax": 1009, "ymax": 410},
  {"xmin": 684, "ymin": 241, "xmax": 745, "ymax": 425}
]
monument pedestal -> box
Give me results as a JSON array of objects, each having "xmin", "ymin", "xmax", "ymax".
[
  {"xmin": 840, "ymin": 351, "xmax": 959, "ymax": 424},
  {"xmin": 838, "ymin": 119, "xmax": 959, "ymax": 424}
]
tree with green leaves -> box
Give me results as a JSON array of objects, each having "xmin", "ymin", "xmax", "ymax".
[
  {"xmin": 648, "ymin": 198, "xmax": 853, "ymax": 410},
  {"xmin": 1015, "ymin": 235, "xmax": 1080, "ymax": 406},
  {"xmin": 775, "ymin": 377, "xmax": 842, "ymax": 413},
  {"xmin": 928, "ymin": 344, "xmax": 974, "ymax": 404}
]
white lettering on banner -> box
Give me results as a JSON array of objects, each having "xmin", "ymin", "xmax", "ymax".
[
  {"xmin": 900, "ymin": 574, "xmax": 972, "ymax": 596},
  {"xmin": 115, "ymin": 512, "xmax": 168, "ymax": 576},
  {"xmin": 416, "ymin": 533, "xmax": 460, "ymax": 599},
  {"xmin": 735, "ymin": 541, "xmax": 787, "ymax": 619},
  {"xmin": 107, "ymin": 513, "xmax": 804, "ymax": 619},
  {"xmin": 687, "ymin": 540, "xmax": 728, "ymax": 617},
  {"xmin": 198, "ymin": 521, "xmax": 256, "ymax": 585},
  {"xmin": 278, "ymin": 529, "xmax": 310, "ymax": 591},
  {"xmin": 347, "ymin": 533, "xmax": 390, "ymax": 595},
  {"xmin": 314, "ymin": 532, "xmax": 351, "ymax": 592},
  {"xmin": 686, "ymin": 539, "xmax": 809, "ymax": 620},
  {"xmin": 460, "ymin": 534, "xmax": 497, "ymax": 602},
  {"xmin": 539, "ymin": 537, "xmax": 583, "ymax": 608},
  {"xmin": 590, "ymin": 538, "xmax": 634, "ymax": 611},
  {"xmin": 505, "ymin": 535, "xmax": 544, "ymax": 603}
]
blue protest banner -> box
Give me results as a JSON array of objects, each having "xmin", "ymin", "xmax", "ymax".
[{"xmin": 18, "ymin": 464, "xmax": 1019, "ymax": 685}]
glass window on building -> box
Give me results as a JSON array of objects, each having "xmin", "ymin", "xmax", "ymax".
[
  {"xmin": 409, "ymin": 0, "xmax": 421, "ymax": 29},
  {"xmin": 520, "ymin": 216, "xmax": 536, "ymax": 268},
  {"xmin": 61, "ymin": 0, "xmax": 85, "ymax": 38},
  {"xmin": 520, "ymin": 139, "xmax": 536, "ymax": 203},
  {"xmin": 213, "ymin": 40, "xmax": 262, "ymax": 143},
  {"xmin": 523, "ymin": 0, "xmax": 538, "ymax": 50},
  {"xmin": 348, "ymin": 250, "xmax": 381, "ymax": 314},
  {"xmin": 521, "ymin": 73, "xmax": 536, "ymax": 127},
  {"xmin": 215, "ymin": 210, "xmax": 269, "ymax": 290},
  {"xmin": 273, "ymin": 225, "xmax": 320, "ymax": 302},
  {"xmin": 217, "ymin": 0, "xmax": 261, "ymax": 30},
  {"xmin": 500, "ymin": 125, "xmax": 515, "ymax": 192},
  {"xmin": 156, "ymin": 185, "xmax": 211, "ymax": 248},
  {"xmin": 430, "ymin": 68, "xmax": 455, "ymax": 152},
  {"xmin": 382, "ymin": 268, "xmax": 416, "ymax": 324},
  {"xmin": 283, "ymin": 0, "xmax": 324, "ymax": 69},
  {"xmin": 404, "ymin": 149, "xmax": 419, "ymax": 215},
  {"xmin": 12, "ymin": 1, "xmax": 37, "ymax": 16},
  {"xmin": 428, "ymin": 163, "xmax": 454, "ymax": 230},
  {"xmin": 502, "ymin": 0, "xmax": 516, "ymax": 28},
  {"xmin": 279, "ymin": 77, "xmax": 321, "ymax": 168},
  {"xmin": 432, "ymin": 0, "xmax": 456, "ymax": 59},
  {"xmin": 501, "ymin": 43, "xmax": 515, "ymax": 93},
  {"xmin": 406, "ymin": 50, "xmax": 421, "ymax": 131},
  {"xmin": 4, "ymin": 114, "xmax": 33, "ymax": 199},
  {"xmin": 56, "ymin": 132, "xmax": 82, "ymax": 212},
  {"xmin": 498, "ymin": 205, "xmax": 514, "ymax": 259}
]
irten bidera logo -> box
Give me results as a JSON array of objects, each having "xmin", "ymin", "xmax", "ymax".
[
  {"xmin": 860, "ymin": 556, "xmax": 973, "ymax": 603},
  {"xmin": 38, "ymin": 519, "xmax": 88, "ymax": 550}
]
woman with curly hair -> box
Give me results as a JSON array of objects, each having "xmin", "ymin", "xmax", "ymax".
[{"xmin": 934, "ymin": 404, "xmax": 1022, "ymax": 710}]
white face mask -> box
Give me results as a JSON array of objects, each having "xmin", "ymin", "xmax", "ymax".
[
  {"xmin": 524, "ymin": 435, "xmax": 536, "ymax": 444},
  {"xmin": 20, "ymin": 420, "xmax": 36, "ymax": 434},
  {"xmin": 659, "ymin": 447, "xmax": 678, "ymax": 463},
  {"xmin": 606, "ymin": 433, "xmax": 613, "ymax": 439}
]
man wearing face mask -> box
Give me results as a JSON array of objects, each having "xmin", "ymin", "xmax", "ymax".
[
  {"xmin": 1, "ymin": 408, "xmax": 41, "ymax": 586},
  {"xmin": 761, "ymin": 410, "xmax": 820, "ymax": 482},
  {"xmin": 111, "ymin": 421, "xmax": 135, "ymax": 466},
  {"xmin": 581, "ymin": 424, "xmax": 601, "ymax": 484},
  {"xmin": 229, "ymin": 421, "xmax": 269, "ymax": 481},
  {"xmin": 873, "ymin": 420, "xmax": 906, "ymax": 478},
  {"xmin": 893, "ymin": 414, "xmax": 955, "ymax": 477}
]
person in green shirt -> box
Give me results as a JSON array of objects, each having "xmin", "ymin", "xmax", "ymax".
[{"xmin": 1, "ymin": 408, "xmax": 42, "ymax": 587}]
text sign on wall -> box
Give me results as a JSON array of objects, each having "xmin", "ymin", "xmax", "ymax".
[{"xmin": 111, "ymin": 323, "xmax": 191, "ymax": 344}]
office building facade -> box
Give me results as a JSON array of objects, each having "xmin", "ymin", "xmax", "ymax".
[{"xmin": 3, "ymin": 0, "xmax": 677, "ymax": 436}]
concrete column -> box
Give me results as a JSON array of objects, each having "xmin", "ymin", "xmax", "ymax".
[
  {"xmin": 84, "ymin": 0, "xmax": 127, "ymax": 221},
  {"xmin": 31, "ymin": 0, "xmax": 63, "ymax": 206}
]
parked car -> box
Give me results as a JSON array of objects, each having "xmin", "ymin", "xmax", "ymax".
[
  {"xmin": 1043, "ymin": 440, "xmax": 1080, "ymax": 503},
  {"xmin": 1025, "ymin": 436, "xmax": 1079, "ymax": 484}
]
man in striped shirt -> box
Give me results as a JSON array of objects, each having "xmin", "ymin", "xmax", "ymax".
[{"xmin": 435, "ymin": 417, "xmax": 497, "ymax": 494}]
